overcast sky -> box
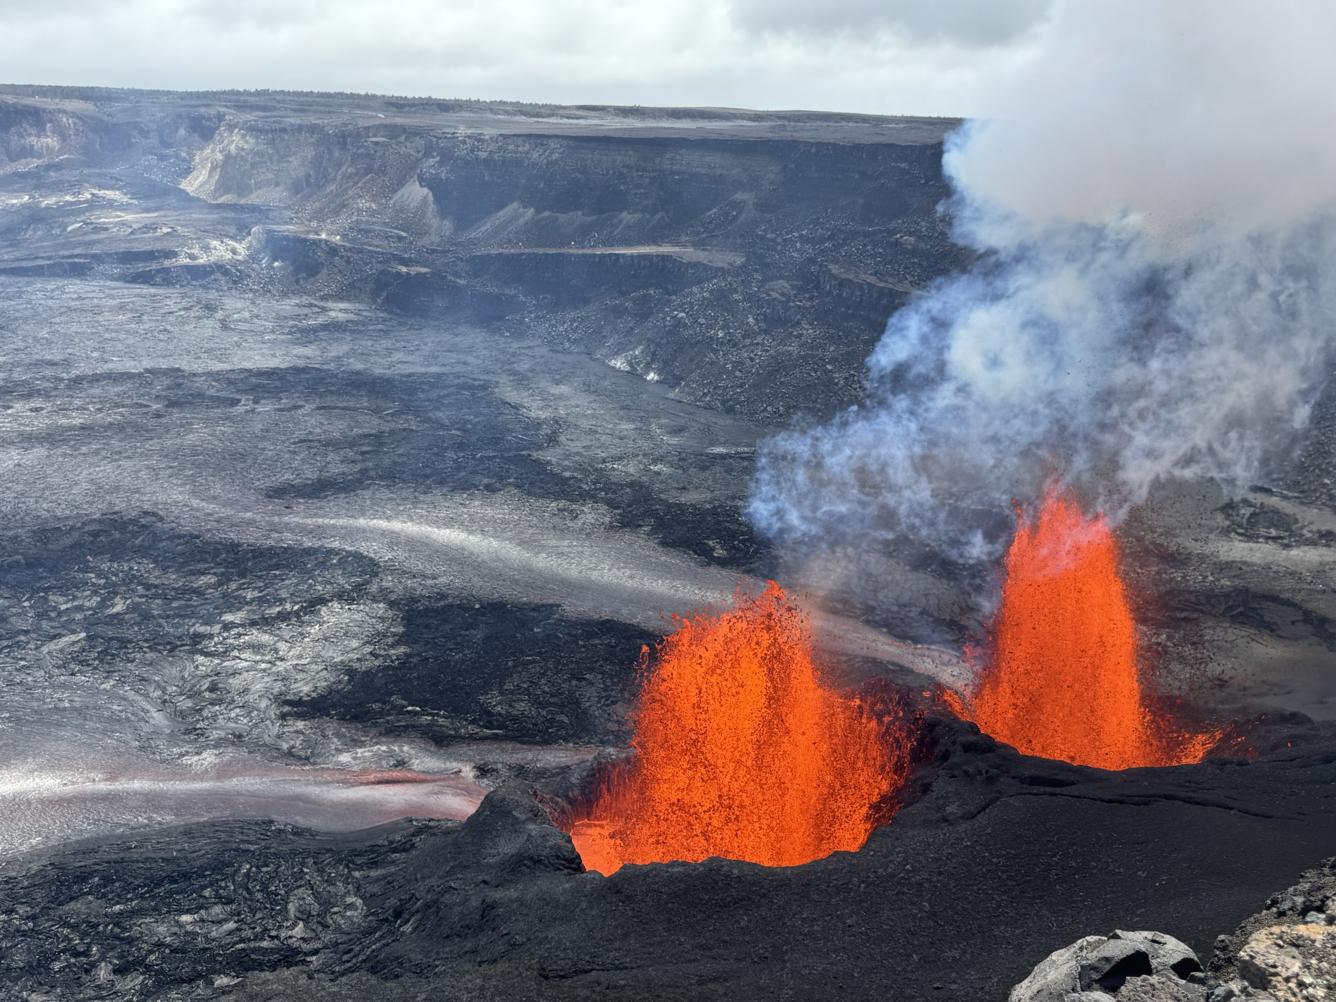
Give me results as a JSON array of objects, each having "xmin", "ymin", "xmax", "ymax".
[{"xmin": 0, "ymin": 0, "xmax": 1055, "ymax": 116}]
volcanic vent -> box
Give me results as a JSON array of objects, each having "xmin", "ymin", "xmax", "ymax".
[
  {"xmin": 948, "ymin": 487, "xmax": 1223, "ymax": 771},
  {"xmin": 567, "ymin": 582, "xmax": 907, "ymax": 875}
]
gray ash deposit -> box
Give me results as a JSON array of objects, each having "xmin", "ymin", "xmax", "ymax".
[{"xmin": 0, "ymin": 86, "xmax": 1334, "ymax": 1000}]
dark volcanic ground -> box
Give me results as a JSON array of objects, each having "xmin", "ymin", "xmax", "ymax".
[
  {"xmin": 0, "ymin": 87, "xmax": 1334, "ymax": 1001},
  {"xmin": 3, "ymin": 718, "xmax": 1333, "ymax": 1002}
]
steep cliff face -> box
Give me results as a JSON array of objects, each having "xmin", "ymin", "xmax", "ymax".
[
  {"xmin": 0, "ymin": 88, "xmax": 967, "ymax": 422},
  {"xmin": 1, "ymin": 91, "xmax": 225, "ymax": 177},
  {"xmin": 0, "ymin": 100, "xmax": 97, "ymax": 166},
  {"xmin": 184, "ymin": 122, "xmax": 965, "ymax": 421}
]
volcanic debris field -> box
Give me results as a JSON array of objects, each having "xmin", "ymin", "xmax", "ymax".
[{"xmin": 0, "ymin": 86, "xmax": 1334, "ymax": 1001}]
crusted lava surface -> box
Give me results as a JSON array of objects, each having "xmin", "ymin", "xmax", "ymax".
[{"xmin": 0, "ymin": 713, "xmax": 1332, "ymax": 1001}]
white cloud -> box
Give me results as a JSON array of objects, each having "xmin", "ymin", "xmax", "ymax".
[
  {"xmin": 951, "ymin": 0, "xmax": 1336, "ymax": 237},
  {"xmin": 0, "ymin": 0, "xmax": 1053, "ymax": 114},
  {"xmin": 730, "ymin": 0, "xmax": 1050, "ymax": 46}
]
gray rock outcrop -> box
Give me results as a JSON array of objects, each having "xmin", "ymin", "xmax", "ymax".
[
  {"xmin": 1233, "ymin": 922, "xmax": 1335, "ymax": 1000},
  {"xmin": 1017, "ymin": 859, "xmax": 1336, "ymax": 1002},
  {"xmin": 1012, "ymin": 930, "xmax": 1205, "ymax": 1002},
  {"xmin": 1210, "ymin": 857, "xmax": 1336, "ymax": 1002}
]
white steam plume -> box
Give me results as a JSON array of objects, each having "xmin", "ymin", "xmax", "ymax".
[{"xmin": 750, "ymin": 0, "xmax": 1336, "ymax": 562}]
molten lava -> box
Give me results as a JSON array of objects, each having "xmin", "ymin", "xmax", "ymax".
[
  {"xmin": 568, "ymin": 582, "xmax": 901, "ymax": 876},
  {"xmin": 952, "ymin": 487, "xmax": 1219, "ymax": 770}
]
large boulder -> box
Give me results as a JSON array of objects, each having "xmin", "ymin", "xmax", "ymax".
[
  {"xmin": 1012, "ymin": 930, "xmax": 1205, "ymax": 1002},
  {"xmin": 1117, "ymin": 975, "xmax": 1207, "ymax": 1001}
]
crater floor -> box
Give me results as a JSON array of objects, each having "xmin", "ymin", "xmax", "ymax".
[{"xmin": 0, "ymin": 88, "xmax": 1333, "ymax": 1001}]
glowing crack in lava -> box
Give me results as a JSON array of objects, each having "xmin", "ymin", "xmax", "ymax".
[
  {"xmin": 950, "ymin": 487, "xmax": 1220, "ymax": 770},
  {"xmin": 568, "ymin": 582, "xmax": 901, "ymax": 876}
]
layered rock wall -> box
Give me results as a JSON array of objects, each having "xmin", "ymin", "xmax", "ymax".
[{"xmin": 0, "ymin": 88, "xmax": 968, "ymax": 422}]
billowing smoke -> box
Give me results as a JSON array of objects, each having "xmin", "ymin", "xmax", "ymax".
[{"xmin": 750, "ymin": 1, "xmax": 1336, "ymax": 564}]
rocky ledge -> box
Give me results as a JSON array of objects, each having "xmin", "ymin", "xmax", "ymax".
[{"xmin": 1012, "ymin": 858, "xmax": 1336, "ymax": 1002}]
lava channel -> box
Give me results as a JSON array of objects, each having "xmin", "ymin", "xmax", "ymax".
[
  {"xmin": 567, "ymin": 581, "xmax": 905, "ymax": 876},
  {"xmin": 949, "ymin": 486, "xmax": 1222, "ymax": 770}
]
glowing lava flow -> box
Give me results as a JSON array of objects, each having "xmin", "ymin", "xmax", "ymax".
[
  {"xmin": 952, "ymin": 487, "xmax": 1219, "ymax": 770},
  {"xmin": 568, "ymin": 582, "xmax": 901, "ymax": 876}
]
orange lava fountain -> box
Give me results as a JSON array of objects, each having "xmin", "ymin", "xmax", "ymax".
[
  {"xmin": 950, "ymin": 487, "xmax": 1220, "ymax": 770},
  {"xmin": 568, "ymin": 582, "xmax": 902, "ymax": 876}
]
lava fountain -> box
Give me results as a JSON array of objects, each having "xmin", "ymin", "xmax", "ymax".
[
  {"xmin": 949, "ymin": 486, "xmax": 1220, "ymax": 770},
  {"xmin": 567, "ymin": 582, "xmax": 904, "ymax": 876}
]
